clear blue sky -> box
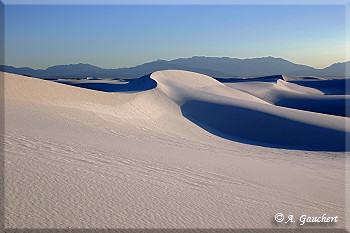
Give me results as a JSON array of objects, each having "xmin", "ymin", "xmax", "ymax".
[{"xmin": 5, "ymin": 4, "xmax": 346, "ymax": 69}]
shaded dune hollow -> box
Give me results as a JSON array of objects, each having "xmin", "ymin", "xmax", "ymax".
[
  {"xmin": 181, "ymin": 100, "xmax": 346, "ymax": 151},
  {"xmin": 56, "ymin": 73, "xmax": 157, "ymax": 92},
  {"xmin": 150, "ymin": 70, "xmax": 349, "ymax": 151}
]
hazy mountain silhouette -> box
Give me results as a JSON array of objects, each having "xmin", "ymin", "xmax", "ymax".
[
  {"xmin": 290, "ymin": 61, "xmax": 349, "ymax": 77},
  {"xmin": 2, "ymin": 56, "xmax": 349, "ymax": 79},
  {"xmin": 3, "ymin": 61, "xmax": 232, "ymax": 79},
  {"xmin": 167, "ymin": 56, "xmax": 316, "ymax": 77}
]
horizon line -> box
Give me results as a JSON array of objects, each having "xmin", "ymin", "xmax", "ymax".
[{"xmin": 5, "ymin": 55, "xmax": 349, "ymax": 70}]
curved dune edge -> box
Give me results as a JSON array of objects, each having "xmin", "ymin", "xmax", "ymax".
[
  {"xmin": 226, "ymin": 75, "xmax": 349, "ymax": 117},
  {"xmin": 3, "ymin": 70, "xmax": 349, "ymax": 151},
  {"xmin": 151, "ymin": 70, "xmax": 349, "ymax": 151},
  {"xmin": 3, "ymin": 72, "xmax": 179, "ymax": 120}
]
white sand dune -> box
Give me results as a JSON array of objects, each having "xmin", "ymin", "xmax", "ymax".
[
  {"xmin": 3, "ymin": 70, "xmax": 347, "ymax": 229},
  {"xmin": 226, "ymin": 75, "xmax": 349, "ymax": 118},
  {"xmin": 151, "ymin": 70, "xmax": 348, "ymax": 151}
]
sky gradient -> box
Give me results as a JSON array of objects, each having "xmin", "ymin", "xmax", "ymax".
[{"xmin": 5, "ymin": 4, "xmax": 346, "ymax": 69}]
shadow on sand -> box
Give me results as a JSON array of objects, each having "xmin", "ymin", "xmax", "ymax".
[
  {"xmin": 289, "ymin": 79, "xmax": 347, "ymax": 95},
  {"xmin": 181, "ymin": 100, "xmax": 348, "ymax": 152},
  {"xmin": 216, "ymin": 75, "xmax": 321, "ymax": 83},
  {"xmin": 274, "ymin": 96, "xmax": 348, "ymax": 117},
  {"xmin": 215, "ymin": 75, "xmax": 284, "ymax": 83},
  {"xmin": 56, "ymin": 74, "xmax": 157, "ymax": 92}
]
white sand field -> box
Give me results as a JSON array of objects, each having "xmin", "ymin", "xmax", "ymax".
[{"xmin": 2, "ymin": 70, "xmax": 348, "ymax": 229}]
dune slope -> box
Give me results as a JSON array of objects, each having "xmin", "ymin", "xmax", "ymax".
[
  {"xmin": 151, "ymin": 70, "xmax": 348, "ymax": 151},
  {"xmin": 3, "ymin": 71, "xmax": 347, "ymax": 229}
]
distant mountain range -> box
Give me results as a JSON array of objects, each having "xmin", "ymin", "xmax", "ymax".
[{"xmin": 2, "ymin": 56, "xmax": 349, "ymax": 79}]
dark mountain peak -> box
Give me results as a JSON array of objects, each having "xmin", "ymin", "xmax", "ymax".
[
  {"xmin": 243, "ymin": 56, "xmax": 286, "ymax": 62},
  {"xmin": 47, "ymin": 63, "xmax": 101, "ymax": 70},
  {"xmin": 154, "ymin": 59, "xmax": 169, "ymax": 63},
  {"xmin": 325, "ymin": 61, "xmax": 349, "ymax": 68}
]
